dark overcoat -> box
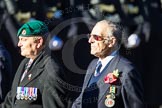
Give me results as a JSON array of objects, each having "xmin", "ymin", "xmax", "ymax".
[
  {"xmin": 72, "ymin": 54, "xmax": 146, "ymax": 108},
  {"xmin": 1, "ymin": 50, "xmax": 69, "ymax": 108}
]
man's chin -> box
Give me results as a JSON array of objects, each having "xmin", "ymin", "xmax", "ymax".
[
  {"xmin": 90, "ymin": 51, "xmax": 95, "ymax": 55},
  {"xmin": 20, "ymin": 52, "xmax": 24, "ymax": 56},
  {"xmin": 20, "ymin": 53, "xmax": 26, "ymax": 57},
  {"xmin": 91, "ymin": 51, "xmax": 98, "ymax": 57}
]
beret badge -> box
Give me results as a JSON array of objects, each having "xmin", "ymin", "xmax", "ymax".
[{"xmin": 22, "ymin": 29, "xmax": 26, "ymax": 35}]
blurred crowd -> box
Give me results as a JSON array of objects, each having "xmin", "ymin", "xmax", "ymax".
[{"xmin": 0, "ymin": 0, "xmax": 162, "ymax": 107}]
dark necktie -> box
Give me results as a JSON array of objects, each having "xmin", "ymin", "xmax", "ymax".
[{"xmin": 94, "ymin": 61, "xmax": 102, "ymax": 77}]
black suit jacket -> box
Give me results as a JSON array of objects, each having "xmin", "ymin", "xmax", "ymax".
[
  {"xmin": 0, "ymin": 50, "xmax": 69, "ymax": 108},
  {"xmin": 72, "ymin": 54, "xmax": 146, "ymax": 108}
]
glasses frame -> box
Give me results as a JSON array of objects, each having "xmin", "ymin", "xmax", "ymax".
[{"xmin": 87, "ymin": 34, "xmax": 108, "ymax": 41}]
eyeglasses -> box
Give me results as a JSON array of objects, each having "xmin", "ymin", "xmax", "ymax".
[{"xmin": 87, "ymin": 34, "xmax": 106, "ymax": 41}]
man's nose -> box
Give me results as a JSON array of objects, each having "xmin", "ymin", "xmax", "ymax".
[
  {"xmin": 17, "ymin": 41, "xmax": 22, "ymax": 47},
  {"xmin": 88, "ymin": 36, "xmax": 94, "ymax": 43}
]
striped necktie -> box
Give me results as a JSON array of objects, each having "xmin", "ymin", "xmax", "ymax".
[{"xmin": 20, "ymin": 59, "xmax": 33, "ymax": 82}]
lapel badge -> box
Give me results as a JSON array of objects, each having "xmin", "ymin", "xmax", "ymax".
[
  {"xmin": 105, "ymin": 98, "xmax": 115, "ymax": 107},
  {"xmin": 28, "ymin": 74, "xmax": 32, "ymax": 80}
]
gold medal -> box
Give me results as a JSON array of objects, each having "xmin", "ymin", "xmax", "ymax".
[
  {"xmin": 24, "ymin": 87, "xmax": 28, "ymax": 100},
  {"xmin": 105, "ymin": 98, "xmax": 115, "ymax": 107},
  {"xmin": 24, "ymin": 96, "xmax": 28, "ymax": 100}
]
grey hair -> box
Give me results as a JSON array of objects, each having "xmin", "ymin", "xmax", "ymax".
[{"xmin": 105, "ymin": 20, "xmax": 123, "ymax": 47}]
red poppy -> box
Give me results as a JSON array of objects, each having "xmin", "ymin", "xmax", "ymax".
[{"xmin": 104, "ymin": 73, "xmax": 118, "ymax": 84}]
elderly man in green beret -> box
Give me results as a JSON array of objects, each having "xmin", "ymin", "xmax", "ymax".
[{"xmin": 0, "ymin": 20, "xmax": 69, "ymax": 108}]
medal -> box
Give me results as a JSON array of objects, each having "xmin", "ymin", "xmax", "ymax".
[
  {"xmin": 32, "ymin": 88, "xmax": 37, "ymax": 100},
  {"xmin": 105, "ymin": 86, "xmax": 116, "ymax": 107},
  {"xmin": 24, "ymin": 87, "xmax": 28, "ymax": 100},
  {"xmin": 28, "ymin": 87, "xmax": 33, "ymax": 100},
  {"xmin": 105, "ymin": 98, "xmax": 115, "ymax": 107},
  {"xmin": 17, "ymin": 86, "xmax": 38, "ymax": 101},
  {"xmin": 16, "ymin": 87, "xmax": 21, "ymax": 100},
  {"xmin": 20, "ymin": 87, "xmax": 25, "ymax": 100}
]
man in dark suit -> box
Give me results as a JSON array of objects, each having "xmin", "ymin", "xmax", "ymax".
[
  {"xmin": 72, "ymin": 20, "xmax": 145, "ymax": 108},
  {"xmin": 0, "ymin": 20, "xmax": 69, "ymax": 108}
]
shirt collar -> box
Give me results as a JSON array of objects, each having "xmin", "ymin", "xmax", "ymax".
[{"xmin": 98, "ymin": 50, "xmax": 118, "ymax": 71}]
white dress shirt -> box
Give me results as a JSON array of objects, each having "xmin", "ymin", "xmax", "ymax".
[{"xmin": 97, "ymin": 51, "xmax": 118, "ymax": 73}]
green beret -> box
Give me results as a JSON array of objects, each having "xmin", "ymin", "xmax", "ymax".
[{"xmin": 17, "ymin": 20, "xmax": 49, "ymax": 37}]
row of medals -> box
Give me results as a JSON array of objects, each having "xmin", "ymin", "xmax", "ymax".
[
  {"xmin": 105, "ymin": 86, "xmax": 116, "ymax": 107},
  {"xmin": 16, "ymin": 87, "xmax": 37, "ymax": 101}
]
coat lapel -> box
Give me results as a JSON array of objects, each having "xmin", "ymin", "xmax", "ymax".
[
  {"xmin": 12, "ymin": 59, "xmax": 28, "ymax": 100},
  {"xmin": 97, "ymin": 55, "xmax": 120, "ymax": 102},
  {"xmin": 14, "ymin": 60, "xmax": 27, "ymax": 87},
  {"xmin": 82, "ymin": 59, "xmax": 98, "ymax": 91}
]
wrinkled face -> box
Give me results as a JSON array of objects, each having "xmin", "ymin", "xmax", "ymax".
[
  {"xmin": 17, "ymin": 36, "xmax": 43, "ymax": 59},
  {"xmin": 88, "ymin": 21, "xmax": 116, "ymax": 58}
]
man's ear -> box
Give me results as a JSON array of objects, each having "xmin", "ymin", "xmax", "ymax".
[
  {"xmin": 107, "ymin": 37, "xmax": 116, "ymax": 47},
  {"xmin": 36, "ymin": 37, "xmax": 44, "ymax": 48}
]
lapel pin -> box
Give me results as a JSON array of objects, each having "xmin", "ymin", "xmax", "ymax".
[{"xmin": 28, "ymin": 74, "xmax": 32, "ymax": 80}]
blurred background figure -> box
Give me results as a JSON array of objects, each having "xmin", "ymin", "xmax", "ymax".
[
  {"xmin": 89, "ymin": 0, "xmax": 127, "ymax": 23},
  {"xmin": 14, "ymin": 0, "xmax": 46, "ymax": 24},
  {"xmin": 49, "ymin": 35, "xmax": 63, "ymax": 51},
  {"xmin": 118, "ymin": 0, "xmax": 150, "ymax": 75},
  {"xmin": 0, "ymin": 0, "xmax": 22, "ymax": 75},
  {"xmin": 142, "ymin": 0, "xmax": 162, "ymax": 107},
  {"xmin": 0, "ymin": 40, "xmax": 12, "ymax": 103}
]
